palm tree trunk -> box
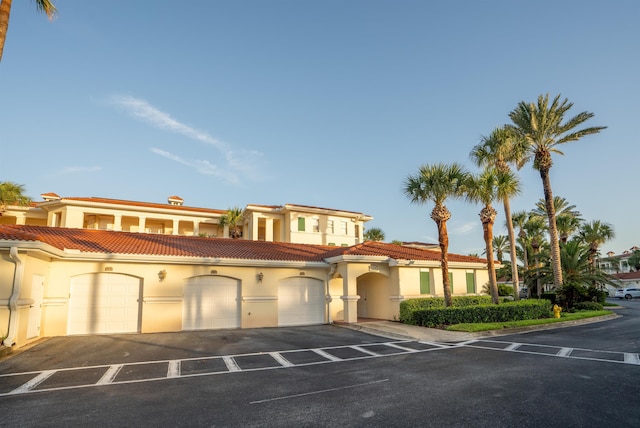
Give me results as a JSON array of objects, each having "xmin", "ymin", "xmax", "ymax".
[
  {"xmin": 484, "ymin": 221, "xmax": 499, "ymax": 304},
  {"xmin": 436, "ymin": 219, "xmax": 453, "ymax": 307},
  {"xmin": 540, "ymin": 167, "xmax": 563, "ymax": 288},
  {"xmin": 0, "ymin": 0, "xmax": 12, "ymax": 62},
  {"xmin": 503, "ymin": 199, "xmax": 520, "ymax": 301}
]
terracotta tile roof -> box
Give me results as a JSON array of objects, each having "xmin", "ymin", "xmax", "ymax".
[
  {"xmin": 0, "ymin": 226, "xmax": 483, "ymax": 264},
  {"xmin": 613, "ymin": 271, "xmax": 640, "ymax": 280},
  {"xmin": 0, "ymin": 225, "xmax": 332, "ymax": 262},
  {"xmin": 321, "ymin": 241, "xmax": 487, "ymax": 263},
  {"xmin": 41, "ymin": 197, "xmax": 226, "ymax": 215}
]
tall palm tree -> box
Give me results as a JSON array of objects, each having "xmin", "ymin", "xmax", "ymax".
[
  {"xmin": 578, "ymin": 220, "xmax": 615, "ymax": 270},
  {"xmin": 523, "ymin": 215, "xmax": 548, "ymax": 297},
  {"xmin": 555, "ymin": 214, "xmax": 583, "ymax": 244},
  {"xmin": 0, "ymin": 0, "xmax": 57, "ymax": 62},
  {"xmin": 364, "ymin": 227, "xmax": 385, "ymax": 242},
  {"xmin": 0, "ymin": 181, "xmax": 32, "ymax": 216},
  {"xmin": 509, "ymin": 94, "xmax": 606, "ymax": 288},
  {"xmin": 404, "ymin": 162, "xmax": 469, "ymax": 307},
  {"xmin": 532, "ymin": 196, "xmax": 581, "ymax": 220},
  {"xmin": 220, "ymin": 207, "xmax": 244, "ymax": 239},
  {"xmin": 470, "ymin": 125, "xmax": 526, "ymax": 300},
  {"xmin": 465, "ymin": 169, "xmax": 504, "ymax": 304}
]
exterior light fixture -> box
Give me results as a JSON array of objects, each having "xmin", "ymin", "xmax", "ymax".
[
  {"xmin": 257, "ymin": 272, "xmax": 264, "ymax": 282},
  {"xmin": 158, "ymin": 270, "xmax": 167, "ymax": 281}
]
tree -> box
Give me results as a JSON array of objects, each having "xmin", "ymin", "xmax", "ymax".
[
  {"xmin": 532, "ymin": 196, "xmax": 581, "ymax": 220},
  {"xmin": 0, "ymin": 0, "xmax": 57, "ymax": 62},
  {"xmin": 509, "ymin": 94, "xmax": 606, "ymax": 289},
  {"xmin": 404, "ymin": 163, "xmax": 469, "ymax": 307},
  {"xmin": 491, "ymin": 235, "xmax": 509, "ymax": 263},
  {"xmin": 364, "ymin": 227, "xmax": 385, "ymax": 242},
  {"xmin": 470, "ymin": 125, "xmax": 526, "ymax": 300},
  {"xmin": 555, "ymin": 214, "xmax": 583, "ymax": 245},
  {"xmin": 0, "ymin": 181, "xmax": 32, "ymax": 216},
  {"xmin": 578, "ymin": 220, "xmax": 615, "ymax": 270},
  {"xmin": 220, "ymin": 206, "xmax": 244, "ymax": 239},
  {"xmin": 466, "ymin": 168, "xmax": 520, "ymax": 304},
  {"xmin": 627, "ymin": 250, "xmax": 640, "ymax": 271},
  {"xmin": 523, "ymin": 215, "xmax": 548, "ymax": 297}
]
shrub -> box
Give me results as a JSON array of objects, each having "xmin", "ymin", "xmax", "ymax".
[
  {"xmin": 573, "ymin": 301, "xmax": 604, "ymax": 311},
  {"xmin": 399, "ymin": 296, "xmax": 496, "ymax": 322},
  {"xmin": 403, "ymin": 299, "xmax": 552, "ymax": 327},
  {"xmin": 498, "ymin": 284, "xmax": 514, "ymax": 296}
]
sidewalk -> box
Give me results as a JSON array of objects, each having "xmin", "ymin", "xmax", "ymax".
[{"xmin": 334, "ymin": 313, "xmax": 621, "ymax": 342}]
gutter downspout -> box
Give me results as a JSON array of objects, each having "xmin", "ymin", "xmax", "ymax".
[{"xmin": 4, "ymin": 247, "xmax": 24, "ymax": 347}]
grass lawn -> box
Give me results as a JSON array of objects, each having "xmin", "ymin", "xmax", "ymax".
[{"xmin": 445, "ymin": 310, "xmax": 614, "ymax": 333}]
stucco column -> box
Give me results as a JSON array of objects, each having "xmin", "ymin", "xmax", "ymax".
[
  {"xmin": 340, "ymin": 268, "xmax": 360, "ymax": 323},
  {"xmin": 265, "ymin": 218, "xmax": 273, "ymax": 242},
  {"xmin": 193, "ymin": 221, "xmax": 200, "ymax": 236},
  {"xmin": 172, "ymin": 219, "xmax": 179, "ymax": 235},
  {"xmin": 113, "ymin": 215, "xmax": 122, "ymax": 231},
  {"xmin": 252, "ymin": 217, "xmax": 259, "ymax": 241},
  {"xmin": 139, "ymin": 217, "xmax": 146, "ymax": 233}
]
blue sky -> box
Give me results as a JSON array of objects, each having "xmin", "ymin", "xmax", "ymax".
[{"xmin": 1, "ymin": 1, "xmax": 638, "ymax": 257}]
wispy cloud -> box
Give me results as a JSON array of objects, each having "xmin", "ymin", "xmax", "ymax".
[
  {"xmin": 56, "ymin": 166, "xmax": 103, "ymax": 175},
  {"xmin": 109, "ymin": 95, "xmax": 265, "ymax": 185}
]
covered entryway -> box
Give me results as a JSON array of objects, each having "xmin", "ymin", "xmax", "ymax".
[
  {"xmin": 68, "ymin": 273, "xmax": 142, "ymax": 335},
  {"xmin": 356, "ymin": 272, "xmax": 392, "ymax": 320},
  {"xmin": 183, "ymin": 276, "xmax": 241, "ymax": 330},
  {"xmin": 278, "ymin": 277, "xmax": 325, "ymax": 326}
]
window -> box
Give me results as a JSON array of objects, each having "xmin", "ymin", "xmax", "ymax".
[
  {"xmin": 420, "ymin": 271, "xmax": 431, "ymax": 294},
  {"xmin": 312, "ymin": 218, "xmax": 320, "ymax": 233},
  {"xmin": 298, "ymin": 217, "xmax": 305, "ymax": 232},
  {"xmin": 466, "ymin": 271, "xmax": 475, "ymax": 294},
  {"xmin": 327, "ymin": 220, "xmax": 334, "ymax": 234},
  {"xmin": 340, "ymin": 221, "xmax": 348, "ymax": 235}
]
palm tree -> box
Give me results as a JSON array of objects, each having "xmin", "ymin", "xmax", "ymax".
[
  {"xmin": 523, "ymin": 215, "xmax": 548, "ymax": 297},
  {"xmin": 578, "ymin": 220, "xmax": 615, "ymax": 270},
  {"xmin": 532, "ymin": 196, "xmax": 581, "ymax": 220},
  {"xmin": 404, "ymin": 162, "xmax": 469, "ymax": 307},
  {"xmin": 364, "ymin": 227, "xmax": 385, "ymax": 242},
  {"xmin": 491, "ymin": 235, "xmax": 510, "ymax": 263},
  {"xmin": 555, "ymin": 214, "xmax": 583, "ymax": 244},
  {"xmin": 0, "ymin": 0, "xmax": 57, "ymax": 62},
  {"xmin": 220, "ymin": 207, "xmax": 244, "ymax": 239},
  {"xmin": 470, "ymin": 126, "xmax": 526, "ymax": 300},
  {"xmin": 509, "ymin": 94, "xmax": 606, "ymax": 289},
  {"xmin": 0, "ymin": 181, "xmax": 32, "ymax": 216}
]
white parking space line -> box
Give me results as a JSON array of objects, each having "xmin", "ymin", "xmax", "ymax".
[
  {"xmin": 270, "ymin": 352, "xmax": 294, "ymax": 367},
  {"xmin": 350, "ymin": 345, "xmax": 379, "ymax": 357},
  {"xmin": 97, "ymin": 365, "xmax": 123, "ymax": 385},
  {"xmin": 9, "ymin": 370, "xmax": 56, "ymax": 395},
  {"xmin": 312, "ymin": 348, "xmax": 342, "ymax": 361},
  {"xmin": 167, "ymin": 360, "xmax": 181, "ymax": 377},
  {"xmin": 556, "ymin": 348, "xmax": 573, "ymax": 357},
  {"xmin": 223, "ymin": 356, "xmax": 241, "ymax": 372},
  {"xmin": 385, "ymin": 343, "xmax": 419, "ymax": 352},
  {"xmin": 624, "ymin": 353, "xmax": 640, "ymax": 365},
  {"xmin": 505, "ymin": 343, "xmax": 522, "ymax": 351}
]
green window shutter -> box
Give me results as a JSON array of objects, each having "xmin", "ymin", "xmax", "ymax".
[
  {"xmin": 420, "ymin": 271, "xmax": 431, "ymax": 294},
  {"xmin": 466, "ymin": 272, "xmax": 475, "ymax": 294},
  {"xmin": 298, "ymin": 217, "xmax": 305, "ymax": 232},
  {"xmin": 448, "ymin": 272, "xmax": 454, "ymax": 294}
]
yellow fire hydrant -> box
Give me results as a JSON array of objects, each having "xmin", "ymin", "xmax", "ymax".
[{"xmin": 553, "ymin": 304, "xmax": 562, "ymax": 318}]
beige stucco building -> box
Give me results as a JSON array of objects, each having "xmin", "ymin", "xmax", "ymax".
[{"xmin": 0, "ymin": 195, "xmax": 490, "ymax": 350}]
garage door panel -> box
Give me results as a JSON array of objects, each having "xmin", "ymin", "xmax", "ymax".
[
  {"xmin": 183, "ymin": 276, "xmax": 240, "ymax": 330},
  {"xmin": 68, "ymin": 273, "xmax": 141, "ymax": 335},
  {"xmin": 278, "ymin": 278, "xmax": 324, "ymax": 326}
]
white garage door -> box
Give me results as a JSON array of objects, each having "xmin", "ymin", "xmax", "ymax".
[
  {"xmin": 278, "ymin": 277, "xmax": 325, "ymax": 326},
  {"xmin": 183, "ymin": 276, "xmax": 240, "ymax": 330},
  {"xmin": 68, "ymin": 273, "xmax": 141, "ymax": 335}
]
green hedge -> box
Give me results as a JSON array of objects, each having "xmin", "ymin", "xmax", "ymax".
[
  {"xmin": 402, "ymin": 299, "xmax": 552, "ymax": 328},
  {"xmin": 400, "ymin": 296, "xmax": 500, "ymax": 322}
]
